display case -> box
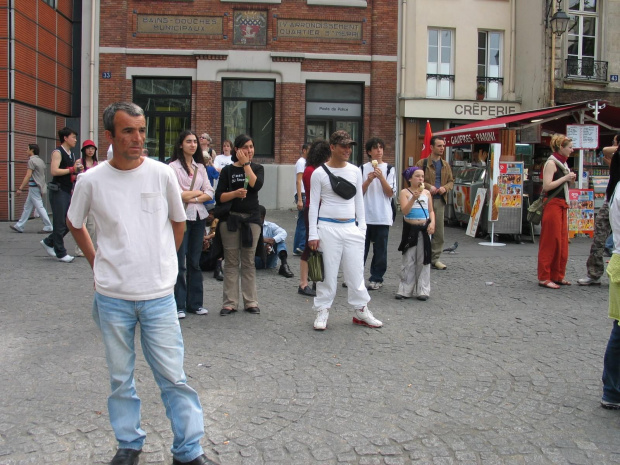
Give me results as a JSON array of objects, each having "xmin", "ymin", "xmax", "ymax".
[{"xmin": 452, "ymin": 166, "xmax": 487, "ymax": 224}]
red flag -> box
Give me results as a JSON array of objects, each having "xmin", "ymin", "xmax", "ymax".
[{"xmin": 420, "ymin": 120, "xmax": 432, "ymax": 159}]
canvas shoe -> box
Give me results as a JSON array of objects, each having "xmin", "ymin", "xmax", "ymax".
[
  {"xmin": 367, "ymin": 281, "xmax": 383, "ymax": 290},
  {"xmin": 601, "ymin": 399, "xmax": 620, "ymax": 410},
  {"xmin": 10, "ymin": 225, "xmax": 23, "ymax": 233},
  {"xmin": 432, "ymin": 261, "xmax": 447, "ymax": 270},
  {"xmin": 314, "ymin": 308, "xmax": 329, "ymax": 330},
  {"xmin": 177, "ymin": 310, "xmax": 186, "ymax": 319},
  {"xmin": 353, "ymin": 306, "xmax": 383, "ymax": 328},
  {"xmin": 577, "ymin": 276, "xmax": 601, "ymax": 286},
  {"xmin": 40, "ymin": 240, "xmax": 56, "ymax": 257},
  {"xmin": 58, "ymin": 254, "xmax": 75, "ymax": 263},
  {"xmin": 193, "ymin": 307, "xmax": 208, "ymax": 315}
]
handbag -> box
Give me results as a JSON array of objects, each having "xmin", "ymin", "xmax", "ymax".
[
  {"xmin": 321, "ymin": 164, "xmax": 356, "ymax": 200},
  {"xmin": 307, "ymin": 250, "xmax": 325, "ymax": 283},
  {"xmin": 527, "ymin": 188, "xmax": 562, "ymax": 225}
]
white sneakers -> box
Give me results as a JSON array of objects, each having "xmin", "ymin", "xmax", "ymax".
[
  {"xmin": 58, "ymin": 254, "xmax": 75, "ymax": 263},
  {"xmin": 314, "ymin": 309, "xmax": 329, "ymax": 330},
  {"xmin": 314, "ymin": 306, "xmax": 383, "ymax": 330},
  {"xmin": 577, "ymin": 276, "xmax": 601, "ymax": 286},
  {"xmin": 353, "ymin": 306, "xmax": 383, "ymax": 328},
  {"xmin": 177, "ymin": 310, "xmax": 186, "ymax": 319},
  {"xmin": 194, "ymin": 307, "xmax": 209, "ymax": 315},
  {"xmin": 40, "ymin": 240, "xmax": 56, "ymax": 257},
  {"xmin": 367, "ymin": 281, "xmax": 383, "ymax": 290}
]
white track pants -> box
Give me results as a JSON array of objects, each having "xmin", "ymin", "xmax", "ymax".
[{"xmin": 313, "ymin": 221, "xmax": 370, "ymax": 311}]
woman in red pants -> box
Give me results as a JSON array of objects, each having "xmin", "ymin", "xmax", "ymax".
[{"xmin": 538, "ymin": 134, "xmax": 577, "ymax": 289}]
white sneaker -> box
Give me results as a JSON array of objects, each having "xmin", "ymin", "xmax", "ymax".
[
  {"xmin": 314, "ymin": 308, "xmax": 329, "ymax": 330},
  {"xmin": 40, "ymin": 240, "xmax": 56, "ymax": 257},
  {"xmin": 353, "ymin": 306, "xmax": 383, "ymax": 328},
  {"xmin": 577, "ymin": 276, "xmax": 601, "ymax": 286},
  {"xmin": 194, "ymin": 307, "xmax": 209, "ymax": 315},
  {"xmin": 367, "ymin": 281, "xmax": 383, "ymax": 290},
  {"xmin": 58, "ymin": 254, "xmax": 75, "ymax": 263},
  {"xmin": 178, "ymin": 310, "xmax": 186, "ymax": 319}
]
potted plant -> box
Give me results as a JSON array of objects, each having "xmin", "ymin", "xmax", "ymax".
[{"xmin": 476, "ymin": 83, "xmax": 485, "ymax": 100}]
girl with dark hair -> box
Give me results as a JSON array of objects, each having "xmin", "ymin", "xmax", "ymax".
[
  {"xmin": 74, "ymin": 140, "xmax": 99, "ymax": 257},
  {"xmin": 214, "ymin": 134, "xmax": 264, "ymax": 316},
  {"xmin": 169, "ymin": 130, "xmax": 214, "ymax": 318},
  {"xmin": 395, "ymin": 166, "xmax": 435, "ymax": 301},
  {"xmin": 298, "ymin": 139, "xmax": 331, "ymax": 296}
]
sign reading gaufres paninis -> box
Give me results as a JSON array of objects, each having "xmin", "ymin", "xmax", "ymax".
[
  {"xmin": 137, "ymin": 15, "xmax": 223, "ymax": 35},
  {"xmin": 444, "ymin": 129, "xmax": 501, "ymax": 146},
  {"xmin": 276, "ymin": 19, "xmax": 362, "ymax": 40}
]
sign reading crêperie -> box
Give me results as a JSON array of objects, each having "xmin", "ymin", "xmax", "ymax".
[
  {"xmin": 276, "ymin": 19, "xmax": 362, "ymax": 40},
  {"xmin": 137, "ymin": 15, "xmax": 223, "ymax": 35}
]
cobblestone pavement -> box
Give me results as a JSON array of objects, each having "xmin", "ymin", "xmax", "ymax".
[{"xmin": 1, "ymin": 210, "xmax": 618, "ymax": 465}]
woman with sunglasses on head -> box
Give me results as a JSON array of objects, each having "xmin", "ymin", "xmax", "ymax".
[
  {"xmin": 214, "ymin": 134, "xmax": 264, "ymax": 316},
  {"xmin": 169, "ymin": 130, "xmax": 214, "ymax": 319}
]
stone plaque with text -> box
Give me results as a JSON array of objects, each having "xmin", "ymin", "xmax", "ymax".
[
  {"xmin": 277, "ymin": 19, "xmax": 362, "ymax": 40},
  {"xmin": 137, "ymin": 15, "xmax": 223, "ymax": 35}
]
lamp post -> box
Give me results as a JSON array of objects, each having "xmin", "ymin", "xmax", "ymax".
[{"xmin": 547, "ymin": 0, "xmax": 570, "ymax": 106}]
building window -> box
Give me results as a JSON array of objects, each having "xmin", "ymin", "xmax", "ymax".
[
  {"xmin": 41, "ymin": 0, "xmax": 56, "ymax": 7},
  {"xmin": 567, "ymin": 0, "xmax": 599, "ymax": 78},
  {"xmin": 477, "ymin": 31, "xmax": 503, "ymax": 100},
  {"xmin": 133, "ymin": 78, "xmax": 192, "ymax": 162},
  {"xmin": 222, "ymin": 79, "xmax": 275, "ymax": 158},
  {"xmin": 427, "ymin": 29, "xmax": 454, "ymax": 99}
]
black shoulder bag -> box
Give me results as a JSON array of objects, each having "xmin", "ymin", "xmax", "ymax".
[{"xmin": 322, "ymin": 164, "xmax": 356, "ymax": 200}]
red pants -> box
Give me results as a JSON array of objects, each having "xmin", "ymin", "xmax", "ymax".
[{"xmin": 537, "ymin": 197, "xmax": 569, "ymax": 282}]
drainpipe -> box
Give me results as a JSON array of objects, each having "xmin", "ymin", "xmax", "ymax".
[
  {"xmin": 8, "ymin": 0, "xmax": 14, "ymax": 220},
  {"xmin": 509, "ymin": 0, "xmax": 516, "ymax": 95},
  {"xmin": 89, "ymin": 0, "xmax": 96, "ymax": 140},
  {"xmin": 395, "ymin": 0, "xmax": 407, "ymax": 192}
]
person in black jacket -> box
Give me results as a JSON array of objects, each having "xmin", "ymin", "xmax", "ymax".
[{"xmin": 214, "ymin": 134, "xmax": 264, "ymax": 316}]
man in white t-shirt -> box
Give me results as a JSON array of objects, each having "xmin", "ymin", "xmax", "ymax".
[
  {"xmin": 293, "ymin": 143, "xmax": 309, "ymax": 255},
  {"xmin": 360, "ymin": 137, "xmax": 396, "ymax": 290},
  {"xmin": 307, "ymin": 130, "xmax": 383, "ymax": 331},
  {"xmin": 67, "ymin": 102, "xmax": 215, "ymax": 465}
]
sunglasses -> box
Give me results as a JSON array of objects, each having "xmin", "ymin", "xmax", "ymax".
[{"xmin": 199, "ymin": 136, "xmax": 210, "ymax": 141}]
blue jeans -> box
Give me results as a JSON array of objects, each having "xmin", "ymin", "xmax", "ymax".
[
  {"xmin": 255, "ymin": 241, "xmax": 287, "ymax": 269},
  {"xmin": 606, "ymin": 234, "xmax": 614, "ymax": 253},
  {"xmin": 364, "ymin": 224, "xmax": 389, "ymax": 283},
  {"xmin": 175, "ymin": 218, "xmax": 206, "ymax": 312},
  {"xmin": 293, "ymin": 194, "xmax": 306, "ymax": 252},
  {"xmin": 603, "ymin": 319, "xmax": 620, "ymax": 403},
  {"xmin": 44, "ymin": 188, "xmax": 71, "ymax": 258},
  {"xmin": 14, "ymin": 186, "xmax": 52, "ymax": 231},
  {"xmin": 93, "ymin": 292, "xmax": 204, "ymax": 461}
]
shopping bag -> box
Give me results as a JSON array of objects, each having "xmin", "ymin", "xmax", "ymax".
[{"xmin": 307, "ymin": 251, "xmax": 324, "ymax": 283}]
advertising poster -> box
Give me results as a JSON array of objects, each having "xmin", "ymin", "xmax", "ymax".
[
  {"xmin": 498, "ymin": 162, "xmax": 523, "ymax": 208},
  {"xmin": 488, "ymin": 143, "xmax": 501, "ymax": 222},
  {"xmin": 466, "ymin": 188, "xmax": 486, "ymax": 237},
  {"xmin": 453, "ymin": 185, "xmax": 471, "ymax": 215},
  {"xmin": 568, "ymin": 189, "xmax": 595, "ymax": 238}
]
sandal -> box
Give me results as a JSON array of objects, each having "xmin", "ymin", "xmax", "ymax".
[
  {"xmin": 539, "ymin": 280, "xmax": 560, "ymax": 289},
  {"xmin": 554, "ymin": 280, "xmax": 571, "ymax": 286}
]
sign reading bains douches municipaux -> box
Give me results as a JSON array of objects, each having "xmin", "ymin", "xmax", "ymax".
[{"xmin": 137, "ymin": 15, "xmax": 223, "ymax": 35}]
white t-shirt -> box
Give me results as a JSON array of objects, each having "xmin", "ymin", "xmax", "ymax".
[
  {"xmin": 361, "ymin": 161, "xmax": 396, "ymax": 226},
  {"xmin": 611, "ymin": 183, "xmax": 620, "ymax": 254},
  {"xmin": 308, "ymin": 163, "xmax": 366, "ymax": 241},
  {"xmin": 294, "ymin": 157, "xmax": 306, "ymax": 195},
  {"xmin": 214, "ymin": 154, "xmax": 233, "ymax": 171},
  {"xmin": 67, "ymin": 158, "xmax": 186, "ymax": 300}
]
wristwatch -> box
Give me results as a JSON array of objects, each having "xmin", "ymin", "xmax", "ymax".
[{"xmin": 243, "ymin": 162, "xmax": 251, "ymax": 166}]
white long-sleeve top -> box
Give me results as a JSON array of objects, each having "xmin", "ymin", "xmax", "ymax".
[{"xmin": 308, "ymin": 163, "xmax": 366, "ymax": 241}]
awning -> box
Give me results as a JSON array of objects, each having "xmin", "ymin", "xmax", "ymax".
[{"xmin": 435, "ymin": 102, "xmax": 589, "ymax": 146}]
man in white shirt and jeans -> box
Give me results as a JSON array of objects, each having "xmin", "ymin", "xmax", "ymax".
[
  {"xmin": 307, "ymin": 130, "xmax": 383, "ymax": 331},
  {"xmin": 68, "ymin": 102, "xmax": 215, "ymax": 465},
  {"xmin": 360, "ymin": 137, "xmax": 396, "ymax": 290}
]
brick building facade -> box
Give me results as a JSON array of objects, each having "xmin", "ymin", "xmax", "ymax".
[
  {"xmin": 88, "ymin": 0, "xmax": 398, "ymax": 208},
  {"xmin": 1, "ymin": 0, "xmax": 79, "ymax": 221}
]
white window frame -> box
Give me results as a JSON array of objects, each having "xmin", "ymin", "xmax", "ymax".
[
  {"xmin": 477, "ymin": 31, "xmax": 503, "ymax": 101},
  {"xmin": 426, "ymin": 29, "xmax": 454, "ymax": 99},
  {"xmin": 566, "ymin": 0, "xmax": 599, "ymax": 78}
]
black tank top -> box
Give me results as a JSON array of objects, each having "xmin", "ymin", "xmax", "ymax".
[{"xmin": 52, "ymin": 146, "xmax": 75, "ymax": 193}]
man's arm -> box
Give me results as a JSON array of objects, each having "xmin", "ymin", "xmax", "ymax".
[
  {"xmin": 171, "ymin": 220, "xmax": 185, "ymax": 251},
  {"xmin": 603, "ymin": 146, "xmax": 618, "ymax": 166},
  {"xmin": 16, "ymin": 168, "xmax": 34, "ymax": 194},
  {"xmin": 296, "ymin": 172, "xmax": 304, "ymax": 210},
  {"xmin": 68, "ymin": 219, "xmax": 96, "ymax": 268}
]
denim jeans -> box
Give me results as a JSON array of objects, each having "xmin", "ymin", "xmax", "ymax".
[
  {"xmin": 363, "ymin": 224, "xmax": 389, "ymax": 283},
  {"xmin": 255, "ymin": 241, "xmax": 287, "ymax": 269},
  {"xmin": 293, "ymin": 194, "xmax": 306, "ymax": 252},
  {"xmin": 44, "ymin": 188, "xmax": 71, "ymax": 258},
  {"xmin": 93, "ymin": 292, "xmax": 204, "ymax": 462},
  {"xmin": 603, "ymin": 319, "xmax": 620, "ymax": 403},
  {"xmin": 14, "ymin": 186, "xmax": 52, "ymax": 231},
  {"xmin": 175, "ymin": 218, "xmax": 206, "ymax": 313},
  {"xmin": 606, "ymin": 234, "xmax": 614, "ymax": 253}
]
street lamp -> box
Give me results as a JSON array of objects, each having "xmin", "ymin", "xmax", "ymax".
[{"xmin": 546, "ymin": 0, "xmax": 570, "ymax": 106}]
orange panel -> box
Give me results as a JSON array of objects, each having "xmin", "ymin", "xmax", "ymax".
[
  {"xmin": 13, "ymin": 12, "xmax": 37, "ymax": 48},
  {"xmin": 56, "ymin": 0, "xmax": 73, "ymax": 19},
  {"xmin": 57, "ymin": 40, "xmax": 72, "ymax": 68},
  {"xmin": 57, "ymin": 15, "xmax": 72, "ymax": 44},
  {"xmin": 37, "ymin": 79, "xmax": 56, "ymax": 110},
  {"xmin": 38, "ymin": 29, "xmax": 56, "ymax": 59},
  {"xmin": 14, "ymin": 72, "xmax": 36, "ymax": 105},
  {"xmin": 57, "ymin": 65, "xmax": 71, "ymax": 92},
  {"xmin": 38, "ymin": 5, "xmax": 57, "ymax": 33},
  {"xmin": 57, "ymin": 89, "xmax": 71, "ymax": 115},
  {"xmin": 14, "ymin": 0, "xmax": 37, "ymax": 19},
  {"xmin": 38, "ymin": 53, "xmax": 57, "ymax": 85},
  {"xmin": 0, "ymin": 72, "xmax": 7, "ymax": 99},
  {"xmin": 14, "ymin": 42, "xmax": 36, "ymax": 76}
]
